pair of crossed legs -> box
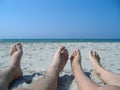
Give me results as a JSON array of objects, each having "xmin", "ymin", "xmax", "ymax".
[{"xmin": 0, "ymin": 43, "xmax": 120, "ymax": 90}]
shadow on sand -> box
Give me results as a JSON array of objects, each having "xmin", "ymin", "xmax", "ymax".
[
  {"xmin": 58, "ymin": 74, "xmax": 74, "ymax": 90},
  {"xmin": 10, "ymin": 71, "xmax": 91, "ymax": 90},
  {"xmin": 9, "ymin": 73, "xmax": 42, "ymax": 89},
  {"xmin": 58, "ymin": 71, "xmax": 91, "ymax": 90}
]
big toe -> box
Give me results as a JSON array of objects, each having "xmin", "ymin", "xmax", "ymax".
[
  {"xmin": 70, "ymin": 52, "xmax": 74, "ymax": 60},
  {"xmin": 16, "ymin": 43, "xmax": 22, "ymax": 51},
  {"xmin": 62, "ymin": 49, "xmax": 68, "ymax": 59},
  {"xmin": 57, "ymin": 46, "xmax": 65, "ymax": 54},
  {"xmin": 76, "ymin": 49, "xmax": 80, "ymax": 56},
  {"xmin": 10, "ymin": 44, "xmax": 17, "ymax": 56},
  {"xmin": 89, "ymin": 50, "xmax": 93, "ymax": 57},
  {"xmin": 70, "ymin": 51, "xmax": 77, "ymax": 60}
]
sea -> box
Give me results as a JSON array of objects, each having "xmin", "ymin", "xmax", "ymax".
[{"xmin": 0, "ymin": 39, "xmax": 120, "ymax": 43}]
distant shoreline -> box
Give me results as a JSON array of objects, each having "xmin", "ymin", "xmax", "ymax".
[{"xmin": 0, "ymin": 39, "xmax": 120, "ymax": 43}]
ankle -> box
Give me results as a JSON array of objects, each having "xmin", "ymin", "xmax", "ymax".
[
  {"xmin": 48, "ymin": 66, "xmax": 59, "ymax": 75},
  {"xmin": 94, "ymin": 65, "xmax": 104, "ymax": 74},
  {"xmin": 8, "ymin": 64, "xmax": 18, "ymax": 70},
  {"xmin": 72, "ymin": 64, "xmax": 82, "ymax": 73},
  {"xmin": 72, "ymin": 62, "xmax": 81, "ymax": 69}
]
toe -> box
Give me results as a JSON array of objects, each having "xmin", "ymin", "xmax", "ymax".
[
  {"xmin": 96, "ymin": 53, "xmax": 100, "ymax": 60},
  {"xmin": 73, "ymin": 51, "xmax": 77, "ymax": 56},
  {"xmin": 75, "ymin": 50, "xmax": 77, "ymax": 55},
  {"xmin": 89, "ymin": 50, "xmax": 93, "ymax": 56},
  {"xmin": 77, "ymin": 49, "xmax": 80, "ymax": 56},
  {"xmin": 94, "ymin": 51, "xmax": 99, "ymax": 60},
  {"xmin": 70, "ymin": 55, "xmax": 74, "ymax": 62},
  {"xmin": 97, "ymin": 56, "xmax": 100, "ymax": 60},
  {"xmin": 65, "ymin": 49, "xmax": 69, "ymax": 59},
  {"xmin": 70, "ymin": 50, "xmax": 77, "ymax": 60},
  {"xmin": 94, "ymin": 51, "xmax": 97, "ymax": 57},
  {"xmin": 57, "ymin": 46, "xmax": 65, "ymax": 53},
  {"xmin": 16, "ymin": 43, "xmax": 22, "ymax": 51},
  {"xmin": 10, "ymin": 44, "xmax": 17, "ymax": 55},
  {"xmin": 62, "ymin": 49, "xmax": 68, "ymax": 58},
  {"xmin": 70, "ymin": 51, "xmax": 75, "ymax": 60},
  {"xmin": 63, "ymin": 49, "xmax": 68, "ymax": 54},
  {"xmin": 96, "ymin": 52, "xmax": 99, "ymax": 58},
  {"xmin": 93, "ymin": 51, "xmax": 96, "ymax": 56}
]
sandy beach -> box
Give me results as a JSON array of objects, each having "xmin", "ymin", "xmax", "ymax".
[{"xmin": 0, "ymin": 42, "xmax": 120, "ymax": 90}]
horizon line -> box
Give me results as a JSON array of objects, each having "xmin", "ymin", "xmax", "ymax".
[{"xmin": 0, "ymin": 38, "xmax": 120, "ymax": 40}]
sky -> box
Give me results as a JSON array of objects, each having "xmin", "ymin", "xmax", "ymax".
[{"xmin": 0, "ymin": 0, "xmax": 120, "ymax": 39}]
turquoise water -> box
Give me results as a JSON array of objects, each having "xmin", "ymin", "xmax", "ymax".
[{"xmin": 0, "ymin": 39, "xmax": 120, "ymax": 43}]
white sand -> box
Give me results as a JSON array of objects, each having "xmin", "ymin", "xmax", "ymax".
[{"xmin": 0, "ymin": 42, "xmax": 120, "ymax": 90}]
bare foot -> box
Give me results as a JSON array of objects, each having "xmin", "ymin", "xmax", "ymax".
[
  {"xmin": 10, "ymin": 43, "xmax": 23, "ymax": 79},
  {"xmin": 89, "ymin": 50, "xmax": 102, "ymax": 75},
  {"xmin": 70, "ymin": 49, "xmax": 82, "ymax": 73},
  {"xmin": 51, "ymin": 46, "xmax": 68, "ymax": 73}
]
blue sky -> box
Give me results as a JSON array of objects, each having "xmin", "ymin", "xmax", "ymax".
[{"xmin": 0, "ymin": 0, "xmax": 120, "ymax": 39}]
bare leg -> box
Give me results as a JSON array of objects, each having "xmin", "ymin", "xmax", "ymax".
[
  {"xmin": 89, "ymin": 50, "xmax": 120, "ymax": 87},
  {"xmin": 70, "ymin": 49, "xmax": 99, "ymax": 90},
  {"xmin": 16, "ymin": 46, "xmax": 68, "ymax": 90},
  {"xmin": 70, "ymin": 50, "xmax": 120, "ymax": 90},
  {"xmin": 0, "ymin": 43, "xmax": 23, "ymax": 90}
]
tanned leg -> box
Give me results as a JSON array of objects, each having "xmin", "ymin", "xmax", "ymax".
[
  {"xmin": 0, "ymin": 43, "xmax": 23, "ymax": 90},
  {"xmin": 16, "ymin": 46, "xmax": 68, "ymax": 90}
]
